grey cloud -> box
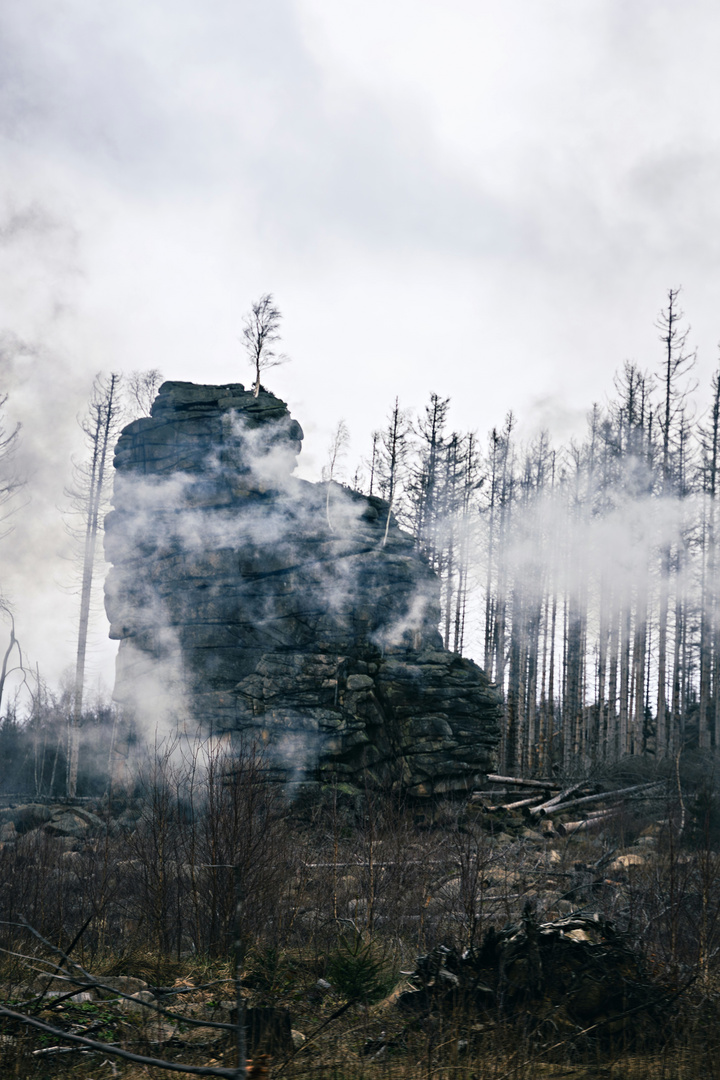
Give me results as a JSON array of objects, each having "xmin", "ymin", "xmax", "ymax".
[{"xmin": 0, "ymin": 1, "xmax": 523, "ymax": 258}]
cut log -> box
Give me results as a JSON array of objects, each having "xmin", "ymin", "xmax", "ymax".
[
  {"xmin": 584, "ymin": 803, "xmax": 623, "ymax": 819},
  {"xmin": 501, "ymin": 794, "xmax": 547, "ymax": 812},
  {"xmin": 486, "ymin": 774, "xmax": 561, "ymax": 790},
  {"xmin": 528, "ymin": 782, "xmax": 588, "ymax": 816},
  {"xmin": 539, "ymin": 781, "xmax": 664, "ymax": 817},
  {"xmin": 558, "ymin": 808, "xmax": 620, "ymax": 836}
]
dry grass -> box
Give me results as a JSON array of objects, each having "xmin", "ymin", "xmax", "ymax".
[{"xmin": 2, "ymin": 752, "xmax": 720, "ymax": 1078}]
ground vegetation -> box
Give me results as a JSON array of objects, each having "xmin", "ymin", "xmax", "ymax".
[{"xmin": 0, "ymin": 741, "xmax": 719, "ymax": 1077}]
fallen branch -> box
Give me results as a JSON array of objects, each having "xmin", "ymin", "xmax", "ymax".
[
  {"xmin": 0, "ymin": 1004, "xmax": 237, "ymax": 1078},
  {"xmin": 33, "ymin": 1045, "xmax": 88, "ymax": 1056},
  {"xmin": 273, "ymin": 999, "xmax": 354, "ymax": 1077},
  {"xmin": 3, "ymin": 925, "xmax": 236, "ymax": 1033}
]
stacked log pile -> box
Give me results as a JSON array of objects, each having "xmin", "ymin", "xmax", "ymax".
[{"xmin": 470, "ymin": 773, "xmax": 669, "ymax": 837}]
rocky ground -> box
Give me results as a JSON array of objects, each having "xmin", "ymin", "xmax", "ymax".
[{"xmin": 0, "ymin": 769, "xmax": 716, "ymax": 1077}]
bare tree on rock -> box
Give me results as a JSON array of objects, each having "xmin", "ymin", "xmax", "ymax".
[
  {"xmin": 126, "ymin": 368, "xmax": 164, "ymax": 417},
  {"xmin": 377, "ymin": 396, "xmax": 411, "ymax": 546},
  {"xmin": 323, "ymin": 419, "xmax": 350, "ymax": 531},
  {"xmin": 241, "ymin": 293, "xmax": 289, "ymax": 397}
]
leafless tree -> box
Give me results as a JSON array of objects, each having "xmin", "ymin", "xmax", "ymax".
[
  {"xmin": 0, "ymin": 393, "xmax": 23, "ymax": 538},
  {"xmin": 0, "ymin": 395, "xmax": 25, "ymax": 717},
  {"xmin": 323, "ymin": 419, "xmax": 349, "ymax": 530},
  {"xmin": 67, "ymin": 372, "xmax": 123, "ymax": 797},
  {"xmin": 377, "ymin": 397, "xmax": 410, "ymax": 546},
  {"xmin": 0, "ymin": 606, "xmax": 23, "ymax": 716},
  {"xmin": 241, "ymin": 293, "xmax": 289, "ymax": 398},
  {"xmin": 656, "ymin": 289, "xmax": 696, "ymax": 756},
  {"xmin": 126, "ymin": 368, "xmax": 164, "ymax": 417},
  {"xmin": 367, "ymin": 430, "xmax": 381, "ymax": 496}
]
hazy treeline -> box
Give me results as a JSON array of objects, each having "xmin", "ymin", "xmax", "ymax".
[
  {"xmin": 358, "ymin": 290, "xmax": 720, "ymax": 773},
  {"xmin": 5, "ymin": 288, "xmax": 720, "ymax": 789},
  {"xmin": 0, "ymin": 369, "xmax": 163, "ymax": 796},
  {"xmin": 0, "ymin": 693, "xmax": 124, "ymax": 798}
]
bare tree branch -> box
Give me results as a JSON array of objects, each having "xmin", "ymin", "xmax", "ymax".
[{"xmin": 0, "ymin": 1005, "xmax": 237, "ymax": 1077}]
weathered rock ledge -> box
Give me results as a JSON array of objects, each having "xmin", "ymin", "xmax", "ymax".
[{"xmin": 104, "ymin": 381, "xmax": 501, "ymax": 796}]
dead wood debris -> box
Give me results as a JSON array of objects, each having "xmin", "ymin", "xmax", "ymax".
[
  {"xmin": 470, "ymin": 775, "xmax": 669, "ymax": 832},
  {"xmin": 398, "ymin": 906, "xmax": 668, "ymax": 1042}
]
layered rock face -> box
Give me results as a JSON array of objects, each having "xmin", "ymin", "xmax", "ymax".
[{"xmin": 105, "ymin": 381, "xmax": 501, "ymax": 797}]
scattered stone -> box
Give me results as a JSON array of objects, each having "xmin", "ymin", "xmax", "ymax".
[
  {"xmin": 608, "ymin": 853, "xmax": 646, "ymax": 873},
  {"xmin": 0, "ymin": 804, "xmax": 52, "ymax": 834},
  {"xmin": 44, "ymin": 812, "xmax": 91, "ymax": 838},
  {"xmin": 45, "ymin": 990, "xmax": 94, "ymax": 1003},
  {"xmin": 143, "ymin": 1018, "xmax": 178, "ymax": 1044},
  {"xmin": 118, "ymin": 989, "xmax": 156, "ymax": 1012},
  {"xmin": 519, "ymin": 827, "xmax": 544, "ymax": 843},
  {"xmin": 634, "ymin": 836, "xmax": 657, "ymax": 848},
  {"xmin": 97, "ymin": 976, "xmax": 150, "ymax": 998}
]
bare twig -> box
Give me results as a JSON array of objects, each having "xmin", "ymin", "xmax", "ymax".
[
  {"xmin": 0, "ymin": 1004, "xmax": 237, "ymax": 1077},
  {"xmin": 10, "ymin": 923, "xmax": 235, "ymax": 1032},
  {"xmin": 274, "ymin": 999, "xmax": 354, "ymax": 1077}
]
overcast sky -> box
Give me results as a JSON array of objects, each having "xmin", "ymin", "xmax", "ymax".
[{"xmin": 2, "ymin": 0, "xmax": 720, "ymax": 693}]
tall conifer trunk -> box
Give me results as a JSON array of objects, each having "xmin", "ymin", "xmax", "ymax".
[{"xmin": 68, "ymin": 373, "xmax": 121, "ymax": 798}]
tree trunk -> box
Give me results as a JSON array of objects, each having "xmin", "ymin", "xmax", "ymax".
[{"xmin": 68, "ymin": 373, "xmax": 121, "ymax": 798}]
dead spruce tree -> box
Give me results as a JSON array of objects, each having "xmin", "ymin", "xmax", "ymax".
[
  {"xmin": 67, "ymin": 372, "xmax": 123, "ymax": 798},
  {"xmin": 376, "ymin": 396, "xmax": 411, "ymax": 546},
  {"xmin": 0, "ymin": 394, "xmax": 24, "ymax": 717},
  {"xmin": 655, "ymin": 288, "xmax": 696, "ymax": 756},
  {"xmin": 0, "ymin": 393, "xmax": 22, "ymax": 539}
]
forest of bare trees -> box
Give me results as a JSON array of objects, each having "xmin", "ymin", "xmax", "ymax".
[
  {"xmin": 0, "ymin": 370, "xmax": 163, "ymax": 797},
  {"xmin": 363, "ymin": 290, "xmax": 720, "ymax": 774},
  {"xmin": 5, "ymin": 288, "xmax": 720, "ymax": 793}
]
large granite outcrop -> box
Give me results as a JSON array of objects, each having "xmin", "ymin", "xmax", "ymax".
[{"xmin": 104, "ymin": 381, "xmax": 501, "ymax": 797}]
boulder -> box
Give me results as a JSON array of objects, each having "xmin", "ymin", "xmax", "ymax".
[
  {"xmin": 0, "ymin": 804, "xmax": 52, "ymax": 834},
  {"xmin": 105, "ymin": 382, "xmax": 502, "ymax": 796}
]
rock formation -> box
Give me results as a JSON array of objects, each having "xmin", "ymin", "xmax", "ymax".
[{"xmin": 104, "ymin": 381, "xmax": 501, "ymax": 797}]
